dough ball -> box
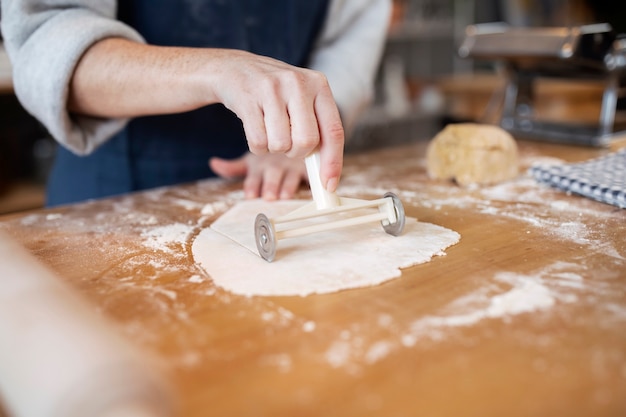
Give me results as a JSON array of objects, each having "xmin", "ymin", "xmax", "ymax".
[{"xmin": 426, "ymin": 123, "xmax": 519, "ymax": 186}]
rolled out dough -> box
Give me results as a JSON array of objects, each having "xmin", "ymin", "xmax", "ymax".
[
  {"xmin": 192, "ymin": 200, "xmax": 460, "ymax": 297},
  {"xmin": 426, "ymin": 123, "xmax": 519, "ymax": 186}
]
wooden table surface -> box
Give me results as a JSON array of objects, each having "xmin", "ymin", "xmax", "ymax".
[{"xmin": 1, "ymin": 139, "xmax": 625, "ymax": 417}]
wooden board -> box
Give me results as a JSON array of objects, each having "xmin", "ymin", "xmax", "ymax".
[{"xmin": 0, "ymin": 140, "xmax": 625, "ymax": 417}]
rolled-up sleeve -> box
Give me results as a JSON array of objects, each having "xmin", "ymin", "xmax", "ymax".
[
  {"xmin": 0, "ymin": 0, "xmax": 145, "ymax": 155},
  {"xmin": 309, "ymin": 0, "xmax": 391, "ymax": 134}
]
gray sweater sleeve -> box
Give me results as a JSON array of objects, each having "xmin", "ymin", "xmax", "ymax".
[{"xmin": 0, "ymin": 0, "xmax": 145, "ymax": 155}]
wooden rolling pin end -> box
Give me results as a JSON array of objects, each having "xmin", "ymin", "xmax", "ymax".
[{"xmin": 0, "ymin": 231, "xmax": 177, "ymax": 417}]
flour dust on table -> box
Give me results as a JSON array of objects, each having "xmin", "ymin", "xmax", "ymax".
[{"xmin": 192, "ymin": 200, "xmax": 460, "ymax": 297}]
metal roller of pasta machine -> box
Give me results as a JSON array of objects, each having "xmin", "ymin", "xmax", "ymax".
[
  {"xmin": 459, "ymin": 23, "xmax": 626, "ymax": 146},
  {"xmin": 254, "ymin": 151, "xmax": 406, "ymax": 262}
]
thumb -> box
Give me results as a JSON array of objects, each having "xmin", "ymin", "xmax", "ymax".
[{"xmin": 209, "ymin": 156, "xmax": 248, "ymax": 179}]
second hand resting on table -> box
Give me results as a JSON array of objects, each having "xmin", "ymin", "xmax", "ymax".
[
  {"xmin": 209, "ymin": 153, "xmax": 311, "ymax": 201},
  {"xmin": 68, "ymin": 38, "xmax": 345, "ymax": 200}
]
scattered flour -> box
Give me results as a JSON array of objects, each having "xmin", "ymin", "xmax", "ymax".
[
  {"xmin": 364, "ymin": 341, "xmax": 394, "ymax": 364},
  {"xmin": 188, "ymin": 275, "xmax": 204, "ymax": 283},
  {"xmin": 141, "ymin": 223, "xmax": 195, "ymax": 253},
  {"xmin": 261, "ymin": 307, "xmax": 295, "ymax": 325},
  {"xmin": 407, "ymin": 271, "xmax": 556, "ymax": 335},
  {"xmin": 13, "ymin": 153, "xmax": 619, "ymax": 376},
  {"xmin": 259, "ymin": 353, "xmax": 293, "ymax": 373},
  {"xmin": 201, "ymin": 200, "xmax": 231, "ymax": 216},
  {"xmin": 325, "ymin": 340, "xmax": 354, "ymax": 369},
  {"xmin": 81, "ymin": 151, "xmax": 619, "ymax": 382},
  {"xmin": 103, "ymin": 169, "xmax": 621, "ymax": 373},
  {"xmin": 171, "ymin": 198, "xmax": 206, "ymax": 211},
  {"xmin": 320, "ymin": 259, "xmax": 615, "ymax": 370}
]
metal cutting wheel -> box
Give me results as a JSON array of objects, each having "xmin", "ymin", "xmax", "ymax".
[
  {"xmin": 254, "ymin": 214, "xmax": 276, "ymax": 262},
  {"xmin": 382, "ymin": 192, "xmax": 405, "ymax": 236}
]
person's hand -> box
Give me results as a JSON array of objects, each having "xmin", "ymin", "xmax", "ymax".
[
  {"xmin": 67, "ymin": 40, "xmax": 344, "ymax": 190},
  {"xmin": 209, "ymin": 153, "xmax": 307, "ymax": 200},
  {"xmin": 207, "ymin": 50, "xmax": 344, "ymax": 193}
]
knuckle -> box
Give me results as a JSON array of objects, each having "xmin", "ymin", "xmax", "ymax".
[
  {"xmin": 326, "ymin": 120, "xmax": 345, "ymax": 142},
  {"xmin": 247, "ymin": 136, "xmax": 268, "ymax": 154},
  {"xmin": 259, "ymin": 77, "xmax": 281, "ymax": 95},
  {"xmin": 283, "ymin": 70, "xmax": 306, "ymax": 88},
  {"xmin": 284, "ymin": 69, "xmax": 324, "ymax": 96},
  {"xmin": 312, "ymin": 70, "xmax": 328, "ymax": 83},
  {"xmin": 308, "ymin": 70, "xmax": 328, "ymax": 90},
  {"xmin": 296, "ymin": 133, "xmax": 320, "ymax": 150},
  {"xmin": 268, "ymin": 138, "xmax": 291, "ymax": 153}
]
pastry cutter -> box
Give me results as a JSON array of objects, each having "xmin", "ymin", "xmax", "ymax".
[{"xmin": 254, "ymin": 151, "xmax": 405, "ymax": 262}]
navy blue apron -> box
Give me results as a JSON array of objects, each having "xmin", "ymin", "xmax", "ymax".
[{"xmin": 47, "ymin": 0, "xmax": 329, "ymax": 206}]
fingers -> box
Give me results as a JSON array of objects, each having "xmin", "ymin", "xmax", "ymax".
[
  {"xmin": 240, "ymin": 103, "xmax": 268, "ymax": 155},
  {"xmin": 286, "ymin": 82, "xmax": 320, "ymax": 160},
  {"xmin": 239, "ymin": 154, "xmax": 306, "ymax": 200},
  {"xmin": 210, "ymin": 154, "xmax": 304, "ymax": 200},
  {"xmin": 244, "ymin": 165, "xmax": 284, "ymax": 201},
  {"xmin": 209, "ymin": 156, "xmax": 248, "ymax": 179},
  {"xmin": 314, "ymin": 87, "xmax": 344, "ymax": 193},
  {"xmin": 262, "ymin": 87, "xmax": 292, "ymax": 154},
  {"xmin": 278, "ymin": 169, "xmax": 302, "ymax": 199},
  {"xmin": 242, "ymin": 166, "xmax": 263, "ymax": 199},
  {"xmin": 282, "ymin": 72, "xmax": 343, "ymax": 193},
  {"xmin": 249, "ymin": 72, "xmax": 321, "ymax": 159}
]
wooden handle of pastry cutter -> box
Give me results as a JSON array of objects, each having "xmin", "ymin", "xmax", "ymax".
[{"xmin": 305, "ymin": 150, "xmax": 340, "ymax": 210}]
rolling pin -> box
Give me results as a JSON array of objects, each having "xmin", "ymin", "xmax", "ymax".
[{"xmin": 0, "ymin": 231, "xmax": 176, "ymax": 417}]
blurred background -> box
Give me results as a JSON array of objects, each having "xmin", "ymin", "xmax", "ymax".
[{"xmin": 0, "ymin": 0, "xmax": 624, "ymax": 214}]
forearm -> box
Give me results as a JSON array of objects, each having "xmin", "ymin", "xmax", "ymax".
[{"xmin": 69, "ymin": 38, "xmax": 222, "ymax": 118}]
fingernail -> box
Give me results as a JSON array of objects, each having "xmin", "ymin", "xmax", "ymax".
[{"xmin": 325, "ymin": 177, "xmax": 338, "ymax": 193}]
